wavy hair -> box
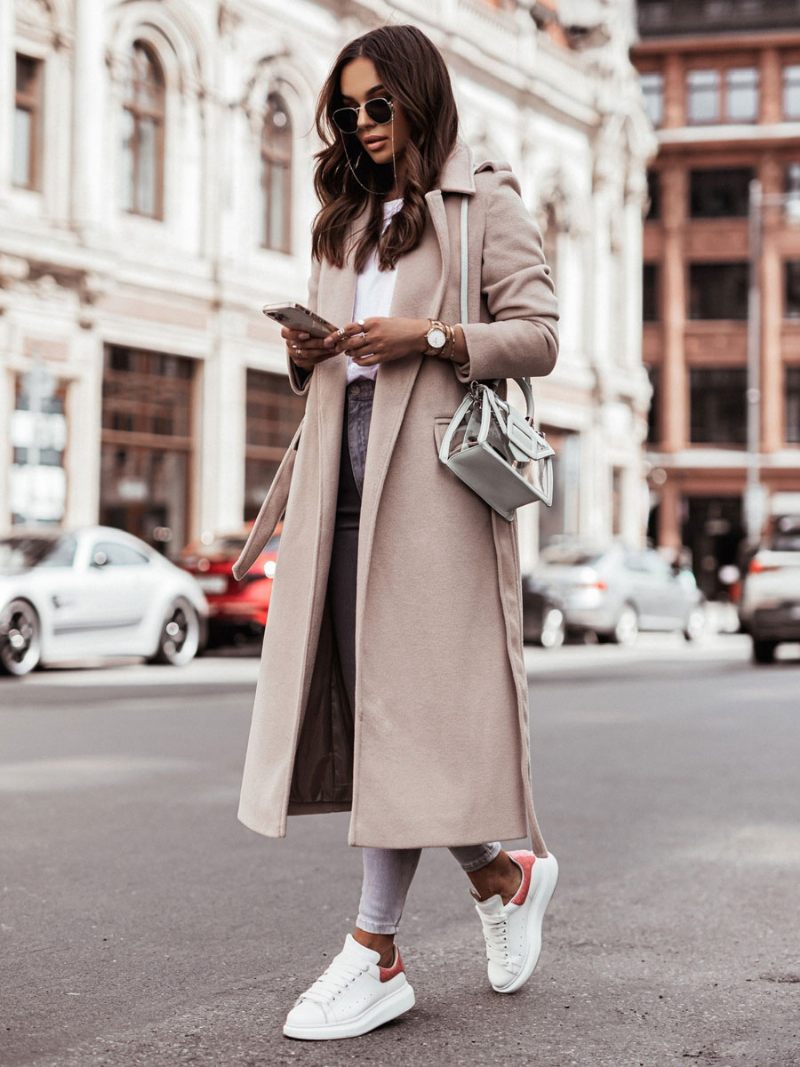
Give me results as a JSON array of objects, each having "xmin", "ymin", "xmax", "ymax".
[{"xmin": 310, "ymin": 25, "xmax": 459, "ymax": 274}]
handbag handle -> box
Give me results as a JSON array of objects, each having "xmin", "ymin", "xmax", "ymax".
[{"xmin": 459, "ymin": 193, "xmax": 535, "ymax": 426}]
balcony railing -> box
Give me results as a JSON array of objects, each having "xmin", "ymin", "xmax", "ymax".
[{"xmin": 637, "ymin": 0, "xmax": 800, "ymax": 37}]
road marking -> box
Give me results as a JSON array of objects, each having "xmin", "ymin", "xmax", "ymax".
[{"xmin": 0, "ymin": 755, "xmax": 200, "ymax": 792}]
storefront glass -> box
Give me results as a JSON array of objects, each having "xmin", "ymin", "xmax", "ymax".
[{"xmin": 100, "ymin": 345, "xmax": 194, "ymax": 554}]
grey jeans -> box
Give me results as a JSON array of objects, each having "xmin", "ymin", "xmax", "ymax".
[{"xmin": 328, "ymin": 378, "xmax": 501, "ymax": 936}]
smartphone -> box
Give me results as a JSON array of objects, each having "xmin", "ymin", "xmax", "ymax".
[{"xmin": 262, "ymin": 302, "xmax": 339, "ymax": 339}]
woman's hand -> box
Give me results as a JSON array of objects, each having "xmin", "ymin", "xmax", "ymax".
[
  {"xmin": 322, "ymin": 317, "xmax": 429, "ymax": 367},
  {"xmin": 281, "ymin": 327, "xmax": 340, "ymax": 373}
]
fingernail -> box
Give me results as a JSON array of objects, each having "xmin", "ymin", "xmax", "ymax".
[{"xmin": 298, "ymin": 332, "xmax": 309, "ymax": 340}]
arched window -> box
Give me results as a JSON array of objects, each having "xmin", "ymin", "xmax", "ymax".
[
  {"xmin": 260, "ymin": 92, "xmax": 292, "ymax": 252},
  {"xmin": 121, "ymin": 42, "xmax": 165, "ymax": 218}
]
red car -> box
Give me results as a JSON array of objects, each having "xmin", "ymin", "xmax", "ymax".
[{"xmin": 178, "ymin": 523, "xmax": 281, "ymax": 643}]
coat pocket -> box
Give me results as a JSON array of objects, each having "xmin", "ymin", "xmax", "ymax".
[{"xmin": 232, "ymin": 416, "xmax": 304, "ymax": 581}]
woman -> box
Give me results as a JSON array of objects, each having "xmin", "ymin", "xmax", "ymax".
[{"xmin": 234, "ymin": 24, "xmax": 560, "ymax": 1041}]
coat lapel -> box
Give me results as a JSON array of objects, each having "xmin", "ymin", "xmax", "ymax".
[{"xmin": 314, "ymin": 139, "xmax": 478, "ymax": 622}]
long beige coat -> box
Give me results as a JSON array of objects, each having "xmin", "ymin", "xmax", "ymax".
[{"xmin": 233, "ymin": 137, "xmax": 559, "ymax": 854}]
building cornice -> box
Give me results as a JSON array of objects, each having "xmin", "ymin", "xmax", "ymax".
[{"xmin": 632, "ymin": 29, "xmax": 800, "ymax": 55}]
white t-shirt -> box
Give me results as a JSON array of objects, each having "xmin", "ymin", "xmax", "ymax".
[{"xmin": 347, "ymin": 196, "xmax": 404, "ymax": 384}]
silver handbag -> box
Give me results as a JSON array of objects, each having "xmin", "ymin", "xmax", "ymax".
[{"xmin": 437, "ymin": 191, "xmax": 556, "ymax": 521}]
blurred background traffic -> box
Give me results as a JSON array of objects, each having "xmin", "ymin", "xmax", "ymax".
[{"xmin": 2, "ymin": 0, "xmax": 800, "ymax": 675}]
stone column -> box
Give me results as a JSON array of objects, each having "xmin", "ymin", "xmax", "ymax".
[
  {"xmin": 658, "ymin": 478, "xmax": 682, "ymax": 553},
  {"xmin": 71, "ymin": 0, "xmax": 106, "ymax": 237},
  {"xmin": 760, "ymin": 47, "xmax": 782, "ymax": 125},
  {"xmin": 198, "ymin": 313, "xmax": 246, "ymax": 537},
  {"xmin": 663, "ymin": 52, "xmax": 683, "ymax": 129},
  {"xmin": 0, "ymin": 0, "xmax": 14, "ymax": 201}
]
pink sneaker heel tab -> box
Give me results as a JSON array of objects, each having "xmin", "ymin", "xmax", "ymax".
[
  {"xmin": 507, "ymin": 850, "xmax": 536, "ymax": 906},
  {"xmin": 379, "ymin": 945, "xmax": 405, "ymax": 982}
]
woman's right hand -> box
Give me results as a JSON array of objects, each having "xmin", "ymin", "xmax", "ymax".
[{"xmin": 282, "ymin": 327, "xmax": 340, "ymax": 373}]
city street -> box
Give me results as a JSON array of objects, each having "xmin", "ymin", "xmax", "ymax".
[{"xmin": 2, "ymin": 633, "xmax": 798, "ymax": 1067}]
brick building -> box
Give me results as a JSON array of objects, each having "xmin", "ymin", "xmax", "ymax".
[{"xmin": 632, "ymin": 0, "xmax": 800, "ymax": 596}]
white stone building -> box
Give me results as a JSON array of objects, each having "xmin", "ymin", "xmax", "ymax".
[{"xmin": 0, "ymin": 0, "xmax": 655, "ymax": 567}]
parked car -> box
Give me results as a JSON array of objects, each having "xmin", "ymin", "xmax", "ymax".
[
  {"xmin": 738, "ymin": 517, "xmax": 800, "ymax": 664},
  {"xmin": 521, "ymin": 576, "xmax": 567, "ymax": 648},
  {"xmin": 0, "ymin": 527, "xmax": 208, "ymax": 677},
  {"xmin": 533, "ymin": 542, "xmax": 706, "ymax": 645},
  {"xmin": 178, "ymin": 524, "xmax": 281, "ymax": 643}
]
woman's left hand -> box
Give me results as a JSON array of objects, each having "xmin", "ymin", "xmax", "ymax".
[{"xmin": 323, "ymin": 317, "xmax": 429, "ymax": 367}]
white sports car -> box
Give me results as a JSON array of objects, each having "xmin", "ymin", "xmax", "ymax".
[{"xmin": 0, "ymin": 526, "xmax": 209, "ymax": 676}]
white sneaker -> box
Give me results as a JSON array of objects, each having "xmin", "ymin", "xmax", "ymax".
[
  {"xmin": 473, "ymin": 849, "xmax": 559, "ymax": 994},
  {"xmin": 283, "ymin": 933, "xmax": 415, "ymax": 1040}
]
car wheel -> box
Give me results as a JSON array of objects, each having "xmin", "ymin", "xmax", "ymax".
[
  {"xmin": 0, "ymin": 599, "xmax": 42, "ymax": 677},
  {"xmin": 683, "ymin": 605, "xmax": 706, "ymax": 642},
  {"xmin": 752, "ymin": 639, "xmax": 777, "ymax": 665},
  {"xmin": 149, "ymin": 598, "xmax": 200, "ymax": 666},
  {"xmin": 538, "ymin": 607, "xmax": 566, "ymax": 650},
  {"xmin": 609, "ymin": 604, "xmax": 638, "ymax": 646}
]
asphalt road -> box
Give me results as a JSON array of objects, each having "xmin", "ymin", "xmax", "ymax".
[{"xmin": 1, "ymin": 634, "xmax": 799, "ymax": 1067}]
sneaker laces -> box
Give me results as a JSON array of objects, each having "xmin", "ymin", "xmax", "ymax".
[
  {"xmin": 479, "ymin": 911, "xmax": 522, "ymax": 973},
  {"xmin": 299, "ymin": 957, "xmax": 370, "ymax": 1006}
]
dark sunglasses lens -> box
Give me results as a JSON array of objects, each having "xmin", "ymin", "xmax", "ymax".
[
  {"xmin": 332, "ymin": 108, "xmax": 358, "ymax": 133},
  {"xmin": 366, "ymin": 99, "xmax": 393, "ymax": 124}
]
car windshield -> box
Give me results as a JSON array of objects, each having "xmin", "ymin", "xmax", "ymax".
[
  {"xmin": 190, "ymin": 533, "xmax": 281, "ymax": 557},
  {"xmin": 771, "ymin": 532, "xmax": 800, "ymax": 552},
  {"xmin": 0, "ymin": 535, "xmax": 76, "ymax": 574},
  {"xmin": 539, "ymin": 546, "xmax": 604, "ymax": 567},
  {"xmin": 198, "ymin": 537, "xmax": 247, "ymax": 555}
]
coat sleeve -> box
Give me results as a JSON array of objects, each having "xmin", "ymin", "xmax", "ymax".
[
  {"xmin": 286, "ymin": 255, "xmax": 322, "ymax": 396},
  {"xmin": 455, "ymin": 169, "xmax": 559, "ymax": 384}
]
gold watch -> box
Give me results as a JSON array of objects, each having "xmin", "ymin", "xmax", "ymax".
[{"xmin": 422, "ymin": 318, "xmax": 449, "ymax": 357}]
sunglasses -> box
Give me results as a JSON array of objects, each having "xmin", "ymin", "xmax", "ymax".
[{"xmin": 331, "ymin": 97, "xmax": 394, "ymax": 135}]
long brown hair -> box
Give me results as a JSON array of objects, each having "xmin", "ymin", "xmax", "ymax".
[{"xmin": 310, "ymin": 25, "xmax": 459, "ymax": 274}]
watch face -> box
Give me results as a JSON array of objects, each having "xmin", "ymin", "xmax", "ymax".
[{"xmin": 428, "ymin": 327, "xmax": 447, "ymax": 348}]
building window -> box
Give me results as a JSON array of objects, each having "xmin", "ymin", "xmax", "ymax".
[
  {"xmin": 688, "ymin": 263, "xmax": 749, "ymax": 320},
  {"xmin": 643, "ymin": 264, "xmax": 659, "ymax": 321},
  {"xmin": 260, "ymin": 92, "xmax": 292, "ymax": 252},
  {"xmin": 725, "ymin": 67, "xmax": 759, "ymax": 123},
  {"xmin": 787, "ymin": 368, "xmax": 800, "ymax": 444},
  {"xmin": 783, "ymin": 64, "xmax": 800, "ymax": 120},
  {"xmin": 786, "ymin": 261, "xmax": 800, "ymax": 318},
  {"xmin": 646, "ymin": 169, "xmax": 660, "ymax": 220},
  {"xmin": 784, "ymin": 162, "xmax": 800, "ymax": 196},
  {"xmin": 244, "ymin": 369, "xmax": 305, "ymax": 520},
  {"xmin": 538, "ymin": 429, "xmax": 581, "ymax": 549},
  {"xmin": 611, "ymin": 467, "xmax": 624, "ymax": 536},
  {"xmin": 13, "ymin": 54, "xmax": 43, "ymax": 190},
  {"xmin": 689, "ymin": 368, "xmax": 747, "ymax": 445},
  {"xmin": 121, "ymin": 42, "xmax": 165, "ymax": 219},
  {"xmin": 687, "ymin": 69, "xmax": 720, "ymax": 124},
  {"xmin": 645, "ymin": 365, "xmax": 659, "ymax": 445},
  {"xmin": 100, "ymin": 346, "xmax": 195, "ymax": 552},
  {"xmin": 689, "ymin": 167, "xmax": 754, "ymax": 218},
  {"xmin": 640, "ymin": 72, "xmax": 664, "ymax": 128},
  {"xmin": 10, "ymin": 369, "xmax": 67, "ymax": 525}
]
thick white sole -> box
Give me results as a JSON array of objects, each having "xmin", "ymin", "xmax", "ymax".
[
  {"xmin": 493, "ymin": 852, "xmax": 559, "ymax": 994},
  {"xmin": 282, "ymin": 978, "xmax": 416, "ymax": 1041}
]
